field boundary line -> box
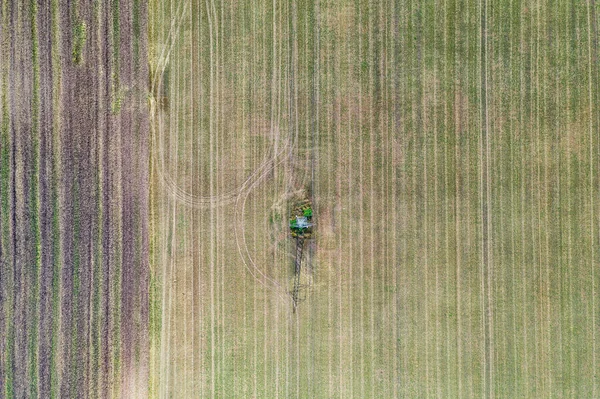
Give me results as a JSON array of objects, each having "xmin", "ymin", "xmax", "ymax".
[{"xmin": 479, "ymin": 0, "xmax": 493, "ymax": 395}]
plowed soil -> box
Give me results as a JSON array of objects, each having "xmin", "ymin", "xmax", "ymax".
[{"xmin": 0, "ymin": 1, "xmax": 149, "ymax": 397}]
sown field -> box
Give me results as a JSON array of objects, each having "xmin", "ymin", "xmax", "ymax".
[
  {"xmin": 149, "ymin": 0, "xmax": 599, "ymax": 398},
  {"xmin": 0, "ymin": 0, "xmax": 149, "ymax": 397}
]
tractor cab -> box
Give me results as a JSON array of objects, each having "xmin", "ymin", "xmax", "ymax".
[
  {"xmin": 291, "ymin": 216, "xmax": 312, "ymax": 229},
  {"xmin": 289, "ymin": 201, "xmax": 313, "ymax": 238}
]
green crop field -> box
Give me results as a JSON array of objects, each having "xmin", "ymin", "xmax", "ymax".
[
  {"xmin": 148, "ymin": 0, "xmax": 599, "ymax": 397},
  {"xmin": 0, "ymin": 0, "xmax": 599, "ymax": 398}
]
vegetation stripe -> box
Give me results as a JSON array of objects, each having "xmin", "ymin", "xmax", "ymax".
[
  {"xmin": 27, "ymin": 0, "xmax": 41, "ymax": 395},
  {"xmin": 0, "ymin": 0, "xmax": 13, "ymax": 395},
  {"xmin": 49, "ymin": 0, "xmax": 61, "ymax": 395}
]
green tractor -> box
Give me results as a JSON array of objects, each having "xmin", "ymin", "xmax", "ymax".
[
  {"xmin": 289, "ymin": 199, "xmax": 313, "ymax": 312},
  {"xmin": 289, "ymin": 200, "xmax": 313, "ymax": 239}
]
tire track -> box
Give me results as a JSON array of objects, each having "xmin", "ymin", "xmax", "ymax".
[
  {"xmin": 551, "ymin": 1, "xmax": 563, "ymax": 390},
  {"xmin": 159, "ymin": 0, "xmax": 176, "ymax": 394},
  {"xmin": 410, "ymin": 2, "xmax": 421, "ymax": 394},
  {"xmin": 406, "ymin": 3, "xmax": 419, "ymax": 396},
  {"xmin": 188, "ymin": 1, "xmax": 198, "ymax": 394},
  {"xmin": 333, "ymin": 19, "xmax": 344, "ymax": 396},
  {"xmin": 518, "ymin": 4, "xmax": 531, "ymax": 394},
  {"xmin": 527, "ymin": 10, "xmax": 539, "ymax": 394},
  {"xmin": 585, "ymin": 2, "xmax": 597, "ymax": 396},
  {"xmin": 324, "ymin": 3, "xmax": 334, "ymax": 394},
  {"xmin": 535, "ymin": 3, "xmax": 551, "ymax": 394},
  {"xmin": 149, "ymin": 0, "xmax": 289, "ymax": 211},
  {"xmin": 508, "ymin": 0, "xmax": 520, "ymax": 393},
  {"xmin": 217, "ymin": 1, "xmax": 228, "ymax": 393},
  {"xmin": 533, "ymin": 3, "xmax": 544, "ymax": 394},
  {"xmin": 392, "ymin": 1, "xmax": 402, "ymax": 396},
  {"xmin": 151, "ymin": 0, "xmax": 295, "ymax": 302},
  {"xmin": 454, "ymin": 3, "xmax": 463, "ymax": 393},
  {"xmin": 195, "ymin": 2, "xmax": 206, "ymax": 395},
  {"xmin": 478, "ymin": 0, "xmax": 493, "ymax": 395},
  {"xmin": 177, "ymin": 3, "xmax": 188, "ymax": 397},
  {"xmin": 421, "ymin": 2, "xmax": 430, "ymax": 393},
  {"xmin": 496, "ymin": 2, "xmax": 510, "ymax": 392},
  {"xmin": 465, "ymin": 2, "xmax": 477, "ymax": 394},
  {"xmin": 367, "ymin": 3, "xmax": 377, "ymax": 396},
  {"xmin": 442, "ymin": 4, "xmax": 453, "ymax": 396},
  {"xmin": 432, "ymin": 3, "xmax": 441, "ymax": 396},
  {"xmin": 357, "ymin": 4, "xmax": 365, "ymax": 397},
  {"xmin": 378, "ymin": 1, "xmax": 391, "ymax": 395},
  {"xmin": 565, "ymin": 2, "xmax": 575, "ymax": 396},
  {"xmin": 189, "ymin": 0, "xmax": 198, "ymax": 394}
]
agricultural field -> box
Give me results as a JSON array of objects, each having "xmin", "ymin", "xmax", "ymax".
[
  {"xmin": 0, "ymin": 0, "xmax": 599, "ymax": 398},
  {"xmin": 0, "ymin": 0, "xmax": 148, "ymax": 397},
  {"xmin": 148, "ymin": 0, "xmax": 599, "ymax": 397}
]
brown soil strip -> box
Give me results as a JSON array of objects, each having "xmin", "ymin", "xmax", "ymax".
[
  {"xmin": 10, "ymin": 1, "xmax": 34, "ymax": 396},
  {"xmin": 37, "ymin": 1, "xmax": 55, "ymax": 396}
]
